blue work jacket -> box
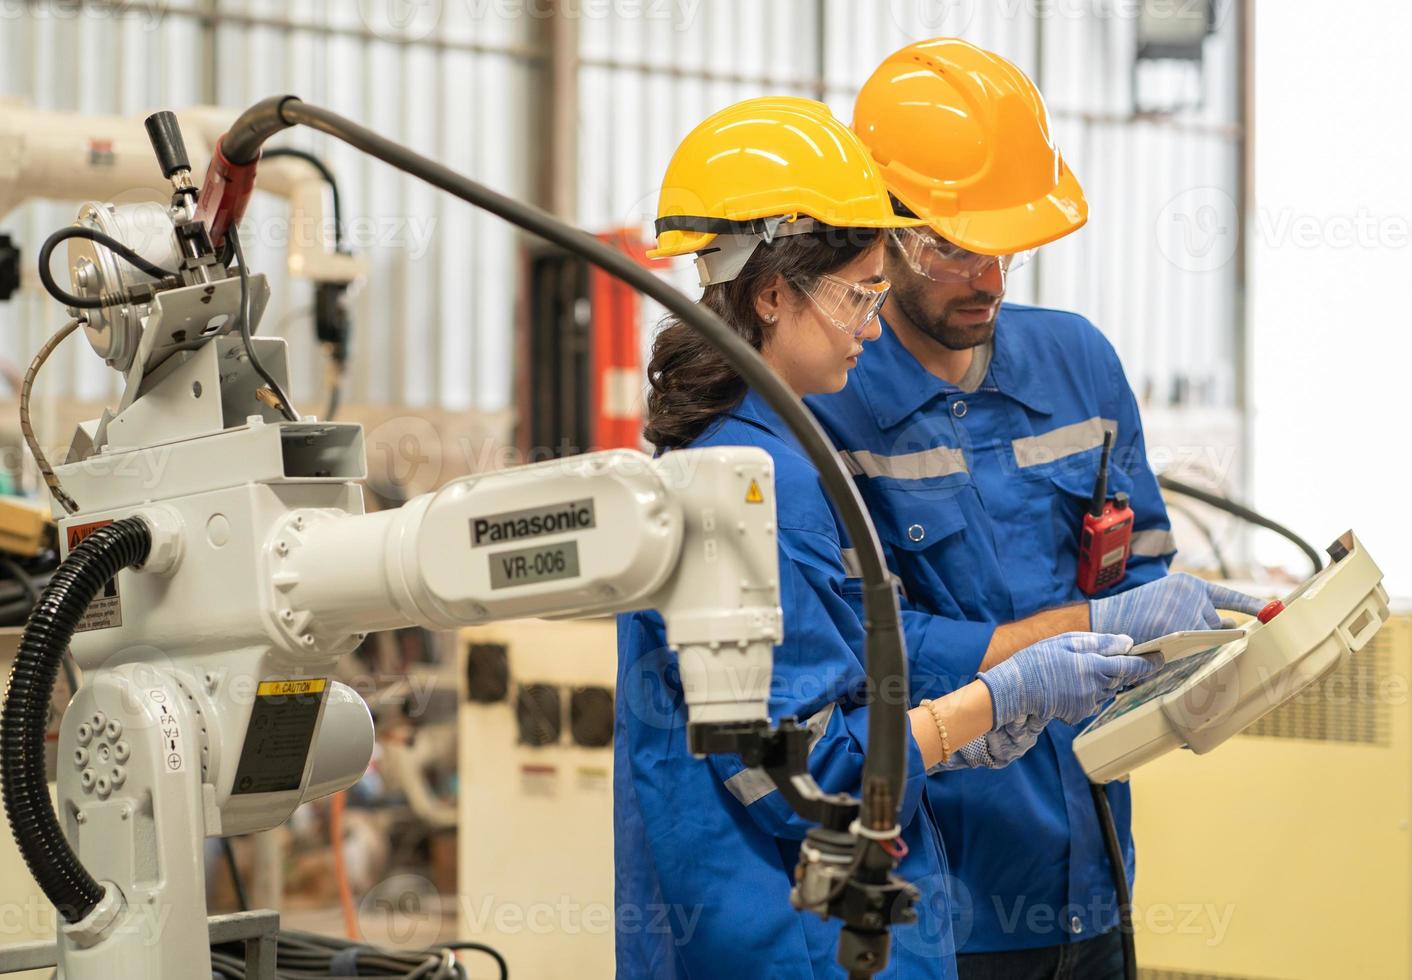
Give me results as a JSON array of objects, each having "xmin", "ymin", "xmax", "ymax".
[
  {"xmin": 614, "ymin": 390, "xmax": 959, "ymax": 979},
  {"xmin": 808, "ymin": 303, "xmax": 1175, "ymax": 953}
]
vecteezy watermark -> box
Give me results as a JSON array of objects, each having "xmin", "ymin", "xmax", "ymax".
[
  {"xmin": 1156, "ymin": 186, "xmax": 1240, "ymax": 274},
  {"xmin": 1253, "ymin": 206, "xmax": 1412, "ymax": 252},
  {"xmin": 358, "ymin": 874, "xmax": 702, "ymax": 948},
  {"xmin": 238, "ymin": 213, "xmax": 439, "ymax": 261},
  {"xmin": 887, "ymin": 0, "xmax": 1229, "ymax": 36},
  {"xmin": 990, "ymin": 894, "xmax": 1237, "ymax": 946},
  {"xmin": 0, "ymin": 0, "xmax": 166, "ymax": 30},
  {"xmin": 1158, "ymin": 185, "xmax": 1412, "ymax": 272},
  {"xmin": 356, "ymin": 0, "xmax": 703, "ymax": 41}
]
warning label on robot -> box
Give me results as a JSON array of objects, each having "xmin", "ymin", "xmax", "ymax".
[
  {"xmin": 66, "ymin": 520, "xmax": 122, "ymax": 632},
  {"xmin": 230, "ymin": 678, "xmax": 328, "ymax": 795}
]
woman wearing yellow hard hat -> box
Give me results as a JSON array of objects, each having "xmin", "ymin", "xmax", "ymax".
[
  {"xmin": 613, "ymin": 95, "xmax": 1154, "ymax": 979},
  {"xmin": 810, "ymin": 38, "xmax": 1263, "ymax": 980}
]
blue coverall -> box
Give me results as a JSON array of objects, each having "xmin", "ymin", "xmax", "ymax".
[
  {"xmin": 614, "ymin": 390, "xmax": 960, "ymax": 979},
  {"xmin": 808, "ymin": 303, "xmax": 1176, "ymax": 953}
]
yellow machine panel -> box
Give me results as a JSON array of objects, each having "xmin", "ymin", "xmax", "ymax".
[{"xmin": 1132, "ymin": 611, "xmax": 1412, "ymax": 979}]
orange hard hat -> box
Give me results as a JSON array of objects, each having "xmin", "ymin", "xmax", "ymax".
[{"xmin": 853, "ymin": 38, "xmax": 1088, "ymax": 255}]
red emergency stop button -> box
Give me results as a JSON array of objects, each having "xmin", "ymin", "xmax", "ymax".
[{"xmin": 1257, "ymin": 600, "xmax": 1285, "ymax": 624}]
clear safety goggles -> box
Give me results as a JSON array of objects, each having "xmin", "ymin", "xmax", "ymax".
[
  {"xmin": 796, "ymin": 274, "xmax": 891, "ymax": 339},
  {"xmin": 888, "ymin": 227, "xmax": 1033, "ymax": 284}
]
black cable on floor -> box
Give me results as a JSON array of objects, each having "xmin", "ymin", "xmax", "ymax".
[{"xmin": 443, "ymin": 942, "xmax": 509, "ymax": 980}]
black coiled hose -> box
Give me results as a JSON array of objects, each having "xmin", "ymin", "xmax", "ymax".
[{"xmin": 0, "ymin": 517, "xmax": 150, "ymax": 922}]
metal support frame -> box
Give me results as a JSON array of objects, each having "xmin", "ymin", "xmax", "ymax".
[{"xmin": 0, "ymin": 910, "xmax": 280, "ymax": 978}]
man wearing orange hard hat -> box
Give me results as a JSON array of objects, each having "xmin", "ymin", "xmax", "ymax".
[{"xmin": 808, "ymin": 38, "xmax": 1263, "ymax": 979}]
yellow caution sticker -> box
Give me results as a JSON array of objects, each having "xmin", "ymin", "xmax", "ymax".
[
  {"xmin": 256, "ymin": 678, "xmax": 328, "ymax": 697},
  {"xmin": 745, "ymin": 479, "xmax": 765, "ymax": 504}
]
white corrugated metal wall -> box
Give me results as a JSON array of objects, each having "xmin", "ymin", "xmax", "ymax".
[
  {"xmin": 1, "ymin": 0, "xmax": 540, "ymax": 414},
  {"xmin": 577, "ymin": 0, "xmax": 1246, "ymax": 430},
  {"xmin": 1, "ymin": 1, "xmax": 1246, "ymax": 454}
]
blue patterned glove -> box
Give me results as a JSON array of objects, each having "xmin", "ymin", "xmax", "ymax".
[
  {"xmin": 1090, "ymin": 573, "xmax": 1266, "ymax": 645},
  {"xmin": 941, "ymin": 716, "xmax": 1048, "ymax": 770},
  {"xmin": 979, "ymin": 632, "xmax": 1153, "ymax": 727}
]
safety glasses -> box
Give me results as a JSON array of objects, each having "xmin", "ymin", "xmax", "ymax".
[
  {"xmin": 796, "ymin": 274, "xmax": 891, "ymax": 339},
  {"xmin": 888, "ymin": 227, "xmax": 1033, "ymax": 284}
]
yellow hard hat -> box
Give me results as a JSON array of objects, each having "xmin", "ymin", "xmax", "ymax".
[
  {"xmin": 853, "ymin": 38, "xmax": 1088, "ymax": 255},
  {"xmin": 651, "ymin": 96, "xmax": 917, "ymax": 262}
]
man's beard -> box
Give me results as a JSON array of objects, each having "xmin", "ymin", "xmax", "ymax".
[{"xmin": 893, "ymin": 279, "xmax": 999, "ymax": 351}]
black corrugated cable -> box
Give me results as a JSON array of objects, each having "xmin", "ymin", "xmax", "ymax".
[
  {"xmin": 0, "ymin": 517, "xmax": 151, "ymax": 922},
  {"xmin": 0, "ymin": 554, "xmax": 78, "ymax": 693}
]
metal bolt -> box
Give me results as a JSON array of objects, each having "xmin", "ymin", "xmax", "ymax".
[
  {"xmin": 276, "ymin": 540, "xmax": 289, "ymax": 556},
  {"xmin": 74, "ymin": 258, "xmax": 96, "ymax": 291},
  {"xmin": 282, "ymin": 609, "xmax": 295, "ymax": 622},
  {"xmin": 302, "ymin": 634, "xmax": 316, "ymax": 646}
]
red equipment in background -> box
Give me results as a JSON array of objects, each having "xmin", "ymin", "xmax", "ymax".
[
  {"xmin": 521, "ymin": 229, "xmax": 663, "ymax": 458},
  {"xmin": 589, "ymin": 230, "xmax": 660, "ymax": 450}
]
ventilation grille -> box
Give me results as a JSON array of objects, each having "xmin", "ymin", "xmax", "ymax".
[
  {"xmin": 1237, "ymin": 627, "xmax": 1395, "ymax": 746},
  {"xmin": 1140, "ymin": 970, "xmax": 1285, "ymax": 980}
]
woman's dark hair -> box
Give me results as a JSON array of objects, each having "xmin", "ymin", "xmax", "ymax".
[{"xmin": 644, "ymin": 225, "xmax": 881, "ymax": 451}]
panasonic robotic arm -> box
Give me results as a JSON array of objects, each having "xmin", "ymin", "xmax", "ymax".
[{"xmin": 1, "ymin": 108, "xmax": 916, "ymax": 979}]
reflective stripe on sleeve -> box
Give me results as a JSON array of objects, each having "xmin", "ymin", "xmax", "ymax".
[{"xmin": 1129, "ymin": 528, "xmax": 1178, "ymax": 557}]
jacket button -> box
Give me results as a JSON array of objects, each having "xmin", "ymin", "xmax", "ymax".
[
  {"xmin": 907, "ymin": 524, "xmax": 925, "ymax": 542},
  {"xmin": 951, "ymin": 400, "xmax": 967, "ymax": 418},
  {"xmin": 1070, "ymin": 915, "xmax": 1083, "ymax": 934}
]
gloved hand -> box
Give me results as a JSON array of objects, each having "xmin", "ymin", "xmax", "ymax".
[
  {"xmin": 1090, "ymin": 573, "xmax": 1266, "ymax": 645},
  {"xmin": 944, "ymin": 716, "xmax": 1048, "ymax": 770},
  {"xmin": 979, "ymin": 632, "xmax": 1154, "ymax": 728}
]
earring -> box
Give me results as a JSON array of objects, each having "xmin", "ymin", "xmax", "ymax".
[{"xmin": 765, "ymin": 314, "xmax": 778, "ymax": 323}]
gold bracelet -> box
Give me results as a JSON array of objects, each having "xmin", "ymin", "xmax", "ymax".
[{"xmin": 920, "ymin": 698, "xmax": 951, "ymax": 764}]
